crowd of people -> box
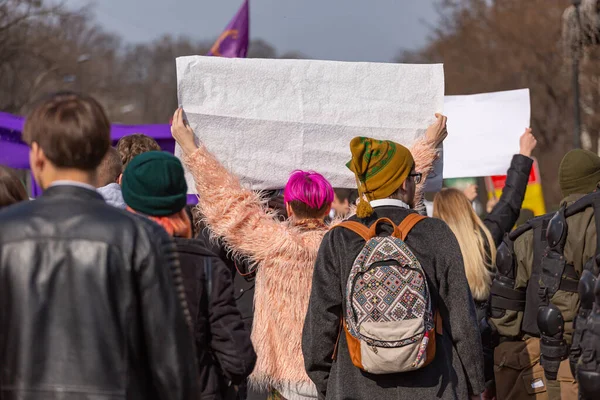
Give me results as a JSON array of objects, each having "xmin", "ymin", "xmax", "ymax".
[{"xmin": 0, "ymin": 91, "xmax": 599, "ymax": 400}]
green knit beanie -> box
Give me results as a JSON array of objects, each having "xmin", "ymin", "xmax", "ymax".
[
  {"xmin": 122, "ymin": 151, "xmax": 188, "ymax": 217},
  {"xmin": 559, "ymin": 149, "xmax": 600, "ymax": 197}
]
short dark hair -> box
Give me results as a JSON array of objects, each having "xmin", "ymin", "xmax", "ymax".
[
  {"xmin": 116, "ymin": 134, "xmax": 161, "ymax": 169},
  {"xmin": 288, "ymin": 200, "xmax": 330, "ymax": 219},
  {"xmin": 22, "ymin": 92, "xmax": 111, "ymax": 171},
  {"xmin": 0, "ymin": 166, "xmax": 28, "ymax": 209},
  {"xmin": 96, "ymin": 147, "xmax": 123, "ymax": 187},
  {"xmin": 334, "ymin": 188, "xmax": 359, "ymax": 204}
]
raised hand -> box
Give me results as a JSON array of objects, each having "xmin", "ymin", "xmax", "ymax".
[
  {"xmin": 425, "ymin": 113, "xmax": 448, "ymax": 148},
  {"xmin": 170, "ymin": 107, "xmax": 198, "ymax": 156},
  {"xmin": 519, "ymin": 128, "xmax": 537, "ymax": 158}
]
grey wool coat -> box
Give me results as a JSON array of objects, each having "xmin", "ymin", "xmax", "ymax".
[{"xmin": 302, "ymin": 206, "xmax": 486, "ymax": 400}]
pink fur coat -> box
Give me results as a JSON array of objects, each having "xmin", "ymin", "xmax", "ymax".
[{"xmin": 183, "ymin": 137, "xmax": 439, "ymax": 392}]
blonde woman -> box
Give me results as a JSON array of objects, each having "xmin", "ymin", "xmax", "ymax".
[
  {"xmin": 433, "ymin": 128, "xmax": 537, "ymax": 398},
  {"xmin": 434, "ymin": 188, "xmax": 498, "ymax": 303}
]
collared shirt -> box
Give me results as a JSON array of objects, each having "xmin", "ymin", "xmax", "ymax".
[
  {"xmin": 369, "ymin": 198, "xmax": 410, "ymax": 209},
  {"xmin": 49, "ymin": 180, "xmax": 97, "ymax": 192}
]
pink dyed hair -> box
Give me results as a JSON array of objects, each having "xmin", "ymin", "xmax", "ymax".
[{"xmin": 283, "ymin": 170, "xmax": 334, "ymax": 210}]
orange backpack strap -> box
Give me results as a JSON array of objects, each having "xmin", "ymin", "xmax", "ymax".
[
  {"xmin": 397, "ymin": 213, "xmax": 427, "ymax": 241},
  {"xmin": 335, "ymin": 221, "xmax": 372, "ymax": 242},
  {"xmin": 367, "ymin": 217, "xmax": 399, "ymax": 238}
]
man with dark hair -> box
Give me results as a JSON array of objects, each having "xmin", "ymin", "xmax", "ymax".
[
  {"xmin": 0, "ymin": 92, "xmax": 197, "ymax": 400},
  {"xmin": 96, "ymin": 146, "xmax": 125, "ymax": 208}
]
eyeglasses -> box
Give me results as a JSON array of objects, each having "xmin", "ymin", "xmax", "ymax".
[{"xmin": 408, "ymin": 172, "xmax": 422, "ymax": 184}]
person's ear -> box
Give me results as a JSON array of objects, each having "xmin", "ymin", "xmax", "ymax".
[
  {"xmin": 29, "ymin": 142, "xmax": 48, "ymax": 189},
  {"xmin": 402, "ymin": 179, "xmax": 409, "ymax": 191},
  {"xmin": 118, "ymin": 174, "xmax": 123, "ymax": 185},
  {"xmin": 324, "ymin": 204, "xmax": 332, "ymax": 218},
  {"xmin": 286, "ymin": 202, "xmax": 294, "ymax": 218},
  {"xmin": 30, "ymin": 142, "xmax": 47, "ymax": 174}
]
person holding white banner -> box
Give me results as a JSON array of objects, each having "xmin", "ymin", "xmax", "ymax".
[{"xmin": 171, "ymin": 108, "xmax": 446, "ymax": 400}]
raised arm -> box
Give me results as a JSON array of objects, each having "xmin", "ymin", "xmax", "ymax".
[
  {"xmin": 412, "ymin": 113, "xmax": 447, "ymax": 212},
  {"xmin": 484, "ymin": 129, "xmax": 536, "ymax": 247},
  {"xmin": 171, "ymin": 108, "xmax": 299, "ymax": 265}
]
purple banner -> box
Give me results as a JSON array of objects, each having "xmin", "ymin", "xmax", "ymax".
[
  {"xmin": 0, "ymin": 111, "xmax": 197, "ymax": 204},
  {"xmin": 0, "ymin": 111, "xmax": 174, "ymax": 167}
]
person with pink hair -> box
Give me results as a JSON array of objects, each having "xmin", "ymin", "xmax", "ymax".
[
  {"xmin": 283, "ymin": 170, "xmax": 334, "ymax": 222},
  {"xmin": 171, "ymin": 108, "xmax": 447, "ymax": 400}
]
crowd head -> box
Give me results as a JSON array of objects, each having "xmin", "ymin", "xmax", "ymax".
[
  {"xmin": 283, "ymin": 170, "xmax": 334, "ymax": 220},
  {"xmin": 433, "ymin": 187, "xmax": 496, "ymax": 300},
  {"xmin": 96, "ymin": 147, "xmax": 122, "ymax": 188},
  {"xmin": 347, "ymin": 137, "xmax": 417, "ymax": 217},
  {"xmin": 116, "ymin": 133, "xmax": 161, "ymax": 170},
  {"xmin": 559, "ymin": 149, "xmax": 600, "ymax": 197},
  {"xmin": 122, "ymin": 151, "xmax": 191, "ymax": 238},
  {"xmin": 331, "ymin": 188, "xmax": 359, "ymax": 217},
  {"xmin": 22, "ymin": 91, "xmax": 110, "ymax": 189},
  {"xmin": 0, "ymin": 166, "xmax": 28, "ymax": 209}
]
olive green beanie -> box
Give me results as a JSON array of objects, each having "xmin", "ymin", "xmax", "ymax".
[
  {"xmin": 122, "ymin": 151, "xmax": 188, "ymax": 217},
  {"xmin": 559, "ymin": 149, "xmax": 600, "ymax": 197}
]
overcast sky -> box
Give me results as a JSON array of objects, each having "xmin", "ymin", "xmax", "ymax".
[{"xmin": 64, "ymin": 0, "xmax": 438, "ymax": 62}]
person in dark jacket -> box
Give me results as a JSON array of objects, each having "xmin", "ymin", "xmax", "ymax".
[
  {"xmin": 0, "ymin": 92, "xmax": 197, "ymax": 400},
  {"xmin": 122, "ymin": 151, "xmax": 257, "ymax": 399},
  {"xmin": 433, "ymin": 128, "xmax": 537, "ymax": 397},
  {"xmin": 302, "ymin": 136, "xmax": 485, "ymax": 400}
]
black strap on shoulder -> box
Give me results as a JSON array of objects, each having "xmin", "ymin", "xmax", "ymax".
[
  {"xmin": 564, "ymin": 190, "xmax": 600, "ymax": 218},
  {"xmin": 509, "ymin": 219, "xmax": 534, "ymax": 241},
  {"xmin": 565, "ymin": 190, "xmax": 600, "ymax": 263}
]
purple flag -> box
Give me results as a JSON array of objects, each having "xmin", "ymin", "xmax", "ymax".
[{"xmin": 207, "ymin": 0, "xmax": 249, "ymax": 58}]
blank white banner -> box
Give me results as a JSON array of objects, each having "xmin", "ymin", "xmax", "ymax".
[
  {"xmin": 176, "ymin": 56, "xmax": 444, "ymax": 192},
  {"xmin": 443, "ymin": 89, "xmax": 530, "ymax": 179}
]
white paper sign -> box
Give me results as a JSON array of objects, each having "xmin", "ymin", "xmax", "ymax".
[
  {"xmin": 443, "ymin": 89, "xmax": 530, "ymax": 179},
  {"xmin": 176, "ymin": 56, "xmax": 444, "ymax": 192}
]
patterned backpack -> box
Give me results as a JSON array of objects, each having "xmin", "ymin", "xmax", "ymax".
[{"xmin": 334, "ymin": 214, "xmax": 442, "ymax": 374}]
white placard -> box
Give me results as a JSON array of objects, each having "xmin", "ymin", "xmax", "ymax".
[
  {"xmin": 443, "ymin": 89, "xmax": 530, "ymax": 179},
  {"xmin": 176, "ymin": 56, "xmax": 444, "ymax": 192}
]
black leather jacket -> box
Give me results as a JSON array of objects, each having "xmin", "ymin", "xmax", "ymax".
[{"xmin": 0, "ymin": 185, "xmax": 198, "ymax": 400}]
